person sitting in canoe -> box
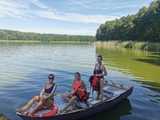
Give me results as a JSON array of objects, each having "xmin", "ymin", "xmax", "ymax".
[
  {"xmin": 62, "ymin": 72, "xmax": 89, "ymax": 112},
  {"xmin": 89, "ymin": 55, "xmax": 107, "ymax": 100},
  {"xmin": 17, "ymin": 74, "xmax": 57, "ymax": 116}
]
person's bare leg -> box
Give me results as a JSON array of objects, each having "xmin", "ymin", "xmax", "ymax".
[
  {"xmin": 96, "ymin": 91, "xmax": 100, "ymax": 100},
  {"xmin": 62, "ymin": 93, "xmax": 72, "ymax": 103},
  {"xmin": 92, "ymin": 89, "xmax": 94, "ymax": 99},
  {"xmin": 61, "ymin": 96, "xmax": 77, "ymax": 113},
  {"xmin": 29, "ymin": 98, "xmax": 44, "ymax": 116},
  {"xmin": 18, "ymin": 96, "xmax": 40, "ymax": 113},
  {"xmin": 100, "ymin": 79, "xmax": 104, "ymax": 101}
]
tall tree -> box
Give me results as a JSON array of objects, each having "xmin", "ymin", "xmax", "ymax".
[{"xmin": 96, "ymin": 0, "xmax": 160, "ymax": 42}]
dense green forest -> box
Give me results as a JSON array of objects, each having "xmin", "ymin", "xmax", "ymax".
[
  {"xmin": 96, "ymin": 0, "xmax": 160, "ymax": 42},
  {"xmin": 0, "ymin": 29, "xmax": 94, "ymax": 42}
]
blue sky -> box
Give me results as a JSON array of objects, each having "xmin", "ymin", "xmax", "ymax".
[{"xmin": 0, "ymin": 0, "xmax": 153, "ymax": 35}]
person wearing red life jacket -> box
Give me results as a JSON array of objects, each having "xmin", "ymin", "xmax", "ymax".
[
  {"xmin": 89, "ymin": 55, "xmax": 107, "ymax": 100},
  {"xmin": 62, "ymin": 72, "xmax": 89, "ymax": 112},
  {"xmin": 72, "ymin": 73, "xmax": 88, "ymax": 102}
]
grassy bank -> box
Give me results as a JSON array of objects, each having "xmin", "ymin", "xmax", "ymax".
[
  {"xmin": 0, "ymin": 40, "xmax": 41, "ymax": 43},
  {"xmin": 0, "ymin": 40, "xmax": 93, "ymax": 44},
  {"xmin": 96, "ymin": 41, "xmax": 160, "ymax": 52},
  {"xmin": 0, "ymin": 114, "xmax": 9, "ymax": 120}
]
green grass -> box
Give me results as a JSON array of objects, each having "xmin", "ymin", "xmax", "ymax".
[
  {"xmin": 96, "ymin": 41, "xmax": 160, "ymax": 52},
  {"xmin": 96, "ymin": 44, "xmax": 160, "ymax": 88},
  {"xmin": 0, "ymin": 40, "xmax": 41, "ymax": 43},
  {"xmin": 0, "ymin": 40, "xmax": 93, "ymax": 44}
]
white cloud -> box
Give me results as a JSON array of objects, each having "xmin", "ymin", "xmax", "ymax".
[
  {"xmin": 0, "ymin": 0, "xmax": 34, "ymax": 18},
  {"xmin": 67, "ymin": 0, "xmax": 99, "ymax": 9},
  {"xmin": 0, "ymin": 0, "xmax": 118, "ymax": 23},
  {"xmin": 37, "ymin": 10, "xmax": 118, "ymax": 24},
  {"xmin": 31, "ymin": 0, "xmax": 49, "ymax": 9}
]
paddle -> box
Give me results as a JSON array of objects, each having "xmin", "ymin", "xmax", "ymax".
[{"xmin": 104, "ymin": 79, "xmax": 128, "ymax": 90}]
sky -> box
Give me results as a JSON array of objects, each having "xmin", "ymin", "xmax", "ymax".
[{"xmin": 0, "ymin": 0, "xmax": 153, "ymax": 35}]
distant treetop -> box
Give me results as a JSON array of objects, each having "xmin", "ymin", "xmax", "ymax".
[
  {"xmin": 0, "ymin": 29, "xmax": 95, "ymax": 42},
  {"xmin": 96, "ymin": 0, "xmax": 160, "ymax": 42}
]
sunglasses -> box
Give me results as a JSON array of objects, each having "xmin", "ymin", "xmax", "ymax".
[{"xmin": 49, "ymin": 77, "xmax": 54, "ymax": 80}]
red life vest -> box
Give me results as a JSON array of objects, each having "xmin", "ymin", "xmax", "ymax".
[
  {"xmin": 72, "ymin": 80, "xmax": 81, "ymax": 91},
  {"xmin": 90, "ymin": 75, "xmax": 101, "ymax": 91},
  {"xmin": 72, "ymin": 80, "xmax": 88, "ymax": 101}
]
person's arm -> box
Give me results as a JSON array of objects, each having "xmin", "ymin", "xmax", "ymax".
[
  {"xmin": 93, "ymin": 64, "xmax": 96, "ymax": 74},
  {"xmin": 70, "ymin": 81, "xmax": 75, "ymax": 95},
  {"xmin": 40, "ymin": 82, "xmax": 47, "ymax": 97},
  {"xmin": 81, "ymin": 81, "xmax": 86, "ymax": 90},
  {"xmin": 103, "ymin": 65, "xmax": 107, "ymax": 76},
  {"xmin": 94, "ymin": 64, "xmax": 100, "ymax": 76},
  {"xmin": 40, "ymin": 88, "xmax": 45, "ymax": 97}
]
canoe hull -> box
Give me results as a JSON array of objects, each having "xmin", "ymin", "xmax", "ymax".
[{"xmin": 17, "ymin": 86, "xmax": 133, "ymax": 120}]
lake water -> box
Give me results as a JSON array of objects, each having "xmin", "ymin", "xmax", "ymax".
[{"xmin": 0, "ymin": 43, "xmax": 160, "ymax": 120}]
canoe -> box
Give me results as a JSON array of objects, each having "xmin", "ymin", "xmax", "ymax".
[{"xmin": 17, "ymin": 83, "xmax": 133, "ymax": 120}]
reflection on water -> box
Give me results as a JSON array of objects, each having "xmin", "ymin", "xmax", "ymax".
[
  {"xmin": 0, "ymin": 43, "xmax": 95, "ymax": 87},
  {"xmin": 96, "ymin": 43, "xmax": 160, "ymax": 88},
  {"xmin": 135, "ymin": 53, "xmax": 160, "ymax": 66},
  {"xmin": 0, "ymin": 43, "xmax": 160, "ymax": 120}
]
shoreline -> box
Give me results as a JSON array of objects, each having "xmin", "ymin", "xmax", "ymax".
[
  {"xmin": 96, "ymin": 41, "xmax": 160, "ymax": 52},
  {"xmin": 0, "ymin": 40, "xmax": 93, "ymax": 44}
]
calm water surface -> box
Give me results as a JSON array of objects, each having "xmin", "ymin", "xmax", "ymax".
[{"xmin": 0, "ymin": 43, "xmax": 160, "ymax": 120}]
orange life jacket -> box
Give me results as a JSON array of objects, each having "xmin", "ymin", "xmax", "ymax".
[
  {"xmin": 72, "ymin": 80, "xmax": 88, "ymax": 101},
  {"xmin": 72, "ymin": 80, "xmax": 82, "ymax": 91},
  {"xmin": 90, "ymin": 75, "xmax": 101, "ymax": 91}
]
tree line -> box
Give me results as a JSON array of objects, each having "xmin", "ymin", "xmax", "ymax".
[
  {"xmin": 96, "ymin": 0, "xmax": 160, "ymax": 42},
  {"xmin": 0, "ymin": 29, "xmax": 95, "ymax": 42}
]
